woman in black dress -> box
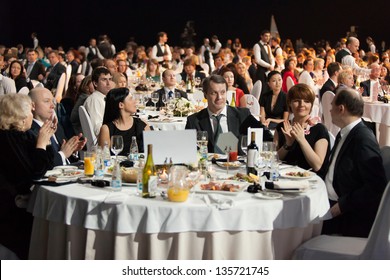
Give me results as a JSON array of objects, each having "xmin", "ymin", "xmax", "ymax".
[
  {"xmin": 8, "ymin": 60, "xmax": 33, "ymax": 92},
  {"xmin": 260, "ymin": 71, "xmax": 289, "ymax": 129}
]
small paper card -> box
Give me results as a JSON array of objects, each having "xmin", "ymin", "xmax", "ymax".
[
  {"xmin": 216, "ymin": 131, "xmax": 238, "ymax": 152},
  {"xmin": 143, "ymin": 130, "xmax": 197, "ymax": 165},
  {"xmin": 247, "ymin": 128, "xmax": 263, "ymax": 151}
]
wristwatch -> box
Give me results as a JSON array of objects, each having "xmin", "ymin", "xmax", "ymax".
[{"xmin": 283, "ymin": 143, "xmax": 292, "ymax": 151}]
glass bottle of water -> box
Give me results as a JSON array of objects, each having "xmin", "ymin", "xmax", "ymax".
[
  {"xmin": 103, "ymin": 141, "xmax": 111, "ymax": 170},
  {"xmin": 137, "ymin": 155, "xmax": 145, "ymax": 196},
  {"xmin": 129, "ymin": 136, "xmax": 139, "ymax": 161},
  {"xmin": 111, "ymin": 160, "xmax": 122, "ymax": 191},
  {"xmin": 95, "ymin": 146, "xmax": 104, "ymax": 180}
]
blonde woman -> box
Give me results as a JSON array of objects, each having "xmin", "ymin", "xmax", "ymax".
[{"xmin": 236, "ymin": 62, "xmax": 253, "ymax": 92}]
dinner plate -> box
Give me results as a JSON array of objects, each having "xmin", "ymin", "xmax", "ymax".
[
  {"xmin": 264, "ymin": 188, "xmax": 308, "ymax": 195},
  {"xmin": 56, "ymin": 170, "xmax": 84, "ymax": 180},
  {"xmin": 122, "ymin": 182, "xmax": 137, "ymax": 187},
  {"xmin": 45, "ymin": 169, "xmax": 62, "ymax": 177},
  {"xmin": 194, "ymin": 180, "xmax": 248, "ymax": 196},
  {"xmin": 148, "ymin": 118, "xmax": 174, "ymax": 123},
  {"xmin": 279, "ymin": 170, "xmax": 315, "ymax": 180},
  {"xmin": 53, "ymin": 165, "xmax": 78, "ymax": 171},
  {"xmin": 216, "ymin": 161, "xmax": 243, "ymax": 169},
  {"xmin": 254, "ymin": 192, "xmax": 283, "ymax": 200}
]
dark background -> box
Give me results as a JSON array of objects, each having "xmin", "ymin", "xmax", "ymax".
[{"xmin": 2, "ymin": 0, "xmax": 389, "ymax": 51}]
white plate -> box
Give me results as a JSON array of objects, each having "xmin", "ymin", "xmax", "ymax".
[
  {"xmin": 122, "ymin": 182, "xmax": 137, "ymax": 187},
  {"xmin": 56, "ymin": 170, "xmax": 84, "ymax": 180},
  {"xmin": 264, "ymin": 188, "xmax": 308, "ymax": 194},
  {"xmin": 279, "ymin": 170, "xmax": 315, "ymax": 180},
  {"xmin": 53, "ymin": 165, "xmax": 78, "ymax": 171},
  {"xmin": 207, "ymin": 154, "xmax": 226, "ymax": 161},
  {"xmin": 194, "ymin": 180, "xmax": 248, "ymax": 196},
  {"xmin": 45, "ymin": 169, "xmax": 62, "ymax": 177},
  {"xmin": 254, "ymin": 192, "xmax": 283, "ymax": 200},
  {"xmin": 110, "ymin": 155, "xmax": 128, "ymax": 162},
  {"xmin": 216, "ymin": 161, "xmax": 243, "ymax": 169}
]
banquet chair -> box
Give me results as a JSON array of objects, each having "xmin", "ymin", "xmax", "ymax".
[
  {"xmin": 201, "ymin": 63, "xmax": 210, "ymax": 76},
  {"xmin": 286, "ymin": 76, "xmax": 295, "ymax": 91},
  {"xmin": 79, "ymin": 105, "xmax": 97, "ymax": 150},
  {"xmin": 55, "ymin": 73, "xmax": 66, "ymax": 103},
  {"xmin": 246, "ymin": 94, "xmax": 260, "ymax": 117},
  {"xmin": 0, "ymin": 244, "xmax": 19, "ymax": 260},
  {"xmin": 18, "ymin": 86, "xmax": 29, "ymax": 95},
  {"xmin": 65, "ymin": 64, "xmax": 72, "ymax": 92},
  {"xmin": 380, "ymin": 146, "xmax": 390, "ymax": 182},
  {"xmin": 293, "ymin": 181, "xmax": 390, "ymax": 260},
  {"xmin": 77, "ymin": 64, "xmax": 82, "ymax": 74},
  {"xmin": 321, "ymin": 91, "xmax": 340, "ymax": 137},
  {"xmin": 251, "ymin": 80, "xmax": 262, "ymax": 101},
  {"xmin": 192, "ymin": 90, "xmax": 205, "ymax": 106},
  {"xmin": 31, "ymin": 80, "xmax": 44, "ymax": 88}
]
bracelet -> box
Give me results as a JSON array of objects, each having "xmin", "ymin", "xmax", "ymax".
[{"xmin": 283, "ymin": 143, "xmax": 292, "ymax": 151}]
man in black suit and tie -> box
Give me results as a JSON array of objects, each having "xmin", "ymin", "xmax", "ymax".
[
  {"xmin": 211, "ymin": 55, "xmax": 224, "ymax": 75},
  {"xmin": 146, "ymin": 69, "xmax": 188, "ymax": 109},
  {"xmin": 28, "ymin": 88, "xmax": 87, "ymax": 166},
  {"xmin": 186, "ymin": 75, "xmax": 271, "ymax": 154},
  {"xmin": 360, "ymin": 63, "xmax": 383, "ymax": 97},
  {"xmin": 319, "ymin": 62, "xmax": 341, "ymax": 100},
  {"xmin": 45, "ymin": 50, "xmax": 66, "ymax": 91},
  {"xmin": 25, "ymin": 49, "xmax": 46, "ymax": 83},
  {"xmin": 323, "ymin": 88, "xmax": 387, "ymax": 237},
  {"xmin": 180, "ymin": 58, "xmax": 206, "ymax": 83}
]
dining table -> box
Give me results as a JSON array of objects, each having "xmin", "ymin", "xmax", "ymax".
[
  {"xmin": 28, "ymin": 162, "xmax": 330, "ymax": 260},
  {"xmin": 363, "ymin": 100, "xmax": 390, "ymax": 147}
]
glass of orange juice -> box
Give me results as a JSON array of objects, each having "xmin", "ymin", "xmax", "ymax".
[{"xmin": 84, "ymin": 151, "xmax": 95, "ymax": 177}]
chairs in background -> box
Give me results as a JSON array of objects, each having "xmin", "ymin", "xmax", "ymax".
[
  {"xmin": 322, "ymin": 91, "xmax": 340, "ymax": 137},
  {"xmin": 245, "ymin": 94, "xmax": 260, "ymax": 117},
  {"xmin": 286, "ymin": 76, "xmax": 295, "ymax": 91},
  {"xmin": 293, "ymin": 181, "xmax": 390, "ymax": 260},
  {"xmin": 79, "ymin": 105, "xmax": 97, "ymax": 151},
  {"xmin": 54, "ymin": 73, "xmax": 66, "ymax": 104},
  {"xmin": 250, "ymin": 80, "xmax": 262, "ymax": 101},
  {"xmin": 65, "ymin": 64, "xmax": 72, "ymax": 92}
]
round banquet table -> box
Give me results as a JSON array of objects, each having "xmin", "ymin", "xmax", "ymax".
[
  {"xmin": 363, "ymin": 101, "xmax": 390, "ymax": 146},
  {"xmin": 139, "ymin": 110, "xmax": 187, "ymax": 131},
  {"xmin": 28, "ymin": 166, "xmax": 330, "ymax": 260}
]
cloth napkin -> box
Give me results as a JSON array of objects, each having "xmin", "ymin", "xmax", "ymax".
[
  {"xmin": 203, "ymin": 194, "xmax": 235, "ymax": 210},
  {"xmin": 273, "ymin": 180, "xmax": 310, "ymax": 190}
]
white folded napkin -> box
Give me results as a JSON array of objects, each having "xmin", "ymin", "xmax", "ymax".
[
  {"xmin": 273, "ymin": 180, "xmax": 310, "ymax": 190},
  {"xmin": 205, "ymin": 194, "xmax": 235, "ymax": 210}
]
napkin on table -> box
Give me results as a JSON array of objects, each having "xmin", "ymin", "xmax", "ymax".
[
  {"xmin": 272, "ymin": 180, "xmax": 310, "ymax": 190},
  {"xmin": 204, "ymin": 194, "xmax": 235, "ymax": 210}
]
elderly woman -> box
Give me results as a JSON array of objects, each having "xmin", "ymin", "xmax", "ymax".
[
  {"xmin": 274, "ymin": 84, "xmax": 330, "ymax": 178},
  {"xmin": 98, "ymin": 88, "xmax": 150, "ymax": 156},
  {"xmin": 0, "ymin": 94, "xmax": 55, "ymax": 259}
]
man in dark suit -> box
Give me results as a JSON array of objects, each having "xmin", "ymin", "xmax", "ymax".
[
  {"xmin": 211, "ymin": 55, "xmax": 224, "ymax": 75},
  {"xmin": 180, "ymin": 58, "xmax": 206, "ymax": 83},
  {"xmin": 45, "ymin": 50, "xmax": 66, "ymax": 90},
  {"xmin": 323, "ymin": 88, "xmax": 387, "ymax": 237},
  {"xmin": 360, "ymin": 63, "xmax": 383, "ymax": 97},
  {"xmin": 28, "ymin": 87, "xmax": 86, "ymax": 166},
  {"xmin": 25, "ymin": 49, "xmax": 46, "ymax": 82},
  {"xmin": 146, "ymin": 69, "xmax": 188, "ymax": 109},
  {"xmin": 319, "ymin": 62, "xmax": 341, "ymax": 100},
  {"xmin": 186, "ymin": 75, "xmax": 272, "ymax": 154}
]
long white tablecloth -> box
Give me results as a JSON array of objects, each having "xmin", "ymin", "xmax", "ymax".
[
  {"xmin": 363, "ymin": 101, "xmax": 390, "ymax": 146},
  {"xmin": 29, "ymin": 169, "xmax": 330, "ymax": 260}
]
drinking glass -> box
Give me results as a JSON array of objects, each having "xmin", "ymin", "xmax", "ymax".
[
  {"xmin": 240, "ymin": 135, "xmax": 248, "ymax": 155},
  {"xmin": 84, "ymin": 151, "xmax": 96, "ymax": 177},
  {"xmin": 167, "ymin": 97, "xmax": 175, "ymax": 117},
  {"xmin": 261, "ymin": 142, "xmax": 276, "ymax": 171},
  {"xmin": 110, "ymin": 135, "xmax": 124, "ymax": 161},
  {"xmin": 151, "ymin": 92, "xmax": 159, "ymax": 109},
  {"xmin": 196, "ymin": 131, "xmax": 208, "ymax": 148},
  {"xmin": 161, "ymin": 94, "xmax": 167, "ymax": 111}
]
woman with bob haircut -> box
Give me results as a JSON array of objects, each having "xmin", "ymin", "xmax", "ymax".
[
  {"xmin": 98, "ymin": 87, "xmax": 150, "ymax": 155},
  {"xmin": 274, "ymin": 84, "xmax": 330, "ymax": 178},
  {"xmin": 0, "ymin": 94, "xmax": 55, "ymax": 259}
]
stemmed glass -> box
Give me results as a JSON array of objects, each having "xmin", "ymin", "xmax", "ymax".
[
  {"xmin": 110, "ymin": 135, "xmax": 124, "ymax": 162},
  {"xmin": 194, "ymin": 77, "xmax": 201, "ymax": 89},
  {"xmin": 260, "ymin": 142, "xmax": 276, "ymax": 172},
  {"xmin": 151, "ymin": 92, "xmax": 159, "ymax": 110},
  {"xmin": 167, "ymin": 97, "xmax": 175, "ymax": 117},
  {"xmin": 161, "ymin": 94, "xmax": 167, "ymax": 112},
  {"xmin": 240, "ymin": 135, "xmax": 248, "ymax": 155}
]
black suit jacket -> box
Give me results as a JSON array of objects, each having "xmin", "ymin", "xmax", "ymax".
[
  {"xmin": 29, "ymin": 121, "xmax": 74, "ymax": 166},
  {"xmin": 180, "ymin": 71, "xmax": 206, "ymax": 82},
  {"xmin": 319, "ymin": 78, "xmax": 336, "ymax": 100},
  {"xmin": 25, "ymin": 61, "xmax": 46, "ymax": 81},
  {"xmin": 360, "ymin": 80, "xmax": 371, "ymax": 97},
  {"xmin": 328, "ymin": 121, "xmax": 387, "ymax": 237},
  {"xmin": 45, "ymin": 63, "xmax": 66, "ymax": 90},
  {"xmin": 145, "ymin": 88, "xmax": 188, "ymax": 109}
]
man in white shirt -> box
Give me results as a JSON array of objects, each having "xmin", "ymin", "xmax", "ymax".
[
  {"xmin": 335, "ymin": 37, "xmax": 371, "ymax": 76},
  {"xmin": 210, "ymin": 35, "xmax": 222, "ymax": 57},
  {"xmin": 151, "ymin": 32, "xmax": 172, "ymax": 64},
  {"xmin": 0, "ymin": 73, "xmax": 16, "ymax": 95},
  {"xmin": 253, "ymin": 29, "xmax": 275, "ymax": 93},
  {"xmin": 323, "ymin": 88, "xmax": 386, "ymax": 237},
  {"xmin": 84, "ymin": 67, "xmax": 113, "ymax": 136}
]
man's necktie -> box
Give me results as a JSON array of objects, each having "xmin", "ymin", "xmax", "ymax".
[
  {"xmin": 212, "ymin": 114, "xmax": 223, "ymax": 153},
  {"xmin": 168, "ymin": 91, "xmax": 173, "ymax": 98},
  {"xmin": 329, "ymin": 132, "xmax": 341, "ymax": 163}
]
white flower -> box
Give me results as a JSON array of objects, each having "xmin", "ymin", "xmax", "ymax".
[{"xmin": 173, "ymin": 97, "xmax": 195, "ymax": 116}]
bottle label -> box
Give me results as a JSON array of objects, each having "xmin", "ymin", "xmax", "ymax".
[
  {"xmin": 111, "ymin": 179, "xmax": 121, "ymax": 189},
  {"xmin": 104, "ymin": 159, "xmax": 111, "ymax": 167},
  {"xmin": 148, "ymin": 175, "xmax": 157, "ymax": 197},
  {"xmin": 247, "ymin": 149, "xmax": 258, "ymax": 168}
]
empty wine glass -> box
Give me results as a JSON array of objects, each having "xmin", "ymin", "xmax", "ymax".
[
  {"xmin": 167, "ymin": 97, "xmax": 175, "ymax": 117},
  {"xmin": 161, "ymin": 94, "xmax": 167, "ymax": 111},
  {"xmin": 151, "ymin": 91, "xmax": 159, "ymax": 110},
  {"xmin": 261, "ymin": 142, "xmax": 276, "ymax": 171},
  {"xmin": 240, "ymin": 135, "xmax": 248, "ymax": 155},
  {"xmin": 110, "ymin": 135, "xmax": 124, "ymax": 161}
]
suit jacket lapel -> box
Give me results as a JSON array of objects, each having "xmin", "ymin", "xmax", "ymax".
[
  {"xmin": 197, "ymin": 109, "xmax": 214, "ymax": 146},
  {"xmin": 227, "ymin": 106, "xmax": 239, "ymax": 137}
]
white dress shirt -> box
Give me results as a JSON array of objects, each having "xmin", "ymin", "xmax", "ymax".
[
  {"xmin": 207, "ymin": 106, "xmax": 228, "ymax": 135},
  {"xmin": 151, "ymin": 44, "xmax": 172, "ymax": 62},
  {"xmin": 340, "ymin": 48, "xmax": 371, "ymax": 75},
  {"xmin": 325, "ymin": 118, "xmax": 361, "ymax": 201},
  {"xmin": 253, "ymin": 41, "xmax": 274, "ymax": 70},
  {"xmin": 83, "ymin": 90, "xmax": 106, "ymax": 136},
  {"xmin": 0, "ymin": 74, "xmax": 17, "ymax": 95}
]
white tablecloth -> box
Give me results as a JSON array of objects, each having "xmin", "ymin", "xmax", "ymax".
[
  {"xmin": 363, "ymin": 101, "xmax": 390, "ymax": 146},
  {"xmin": 29, "ymin": 170, "xmax": 330, "ymax": 260},
  {"xmin": 140, "ymin": 110, "xmax": 187, "ymax": 131}
]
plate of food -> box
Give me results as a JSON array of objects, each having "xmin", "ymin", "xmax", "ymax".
[
  {"xmin": 215, "ymin": 161, "xmax": 243, "ymax": 169},
  {"xmin": 53, "ymin": 165, "xmax": 78, "ymax": 172},
  {"xmin": 280, "ymin": 170, "xmax": 315, "ymax": 180},
  {"xmin": 194, "ymin": 180, "xmax": 248, "ymax": 195},
  {"xmin": 254, "ymin": 192, "xmax": 283, "ymax": 200}
]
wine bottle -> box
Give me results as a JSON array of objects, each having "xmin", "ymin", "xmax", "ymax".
[
  {"xmin": 246, "ymin": 131, "xmax": 258, "ymax": 175},
  {"xmin": 230, "ymin": 91, "xmax": 236, "ymax": 107},
  {"xmin": 142, "ymin": 144, "xmax": 157, "ymax": 198}
]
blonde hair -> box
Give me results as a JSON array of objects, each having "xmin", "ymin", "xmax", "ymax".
[
  {"xmin": 0, "ymin": 94, "xmax": 32, "ymax": 130},
  {"xmin": 337, "ymin": 70, "xmax": 353, "ymax": 84}
]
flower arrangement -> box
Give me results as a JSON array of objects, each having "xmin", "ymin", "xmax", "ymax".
[{"xmin": 173, "ymin": 97, "xmax": 195, "ymax": 117}]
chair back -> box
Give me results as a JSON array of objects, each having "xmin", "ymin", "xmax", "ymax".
[
  {"xmin": 55, "ymin": 73, "xmax": 66, "ymax": 103},
  {"xmin": 192, "ymin": 90, "xmax": 205, "ymax": 105},
  {"xmin": 286, "ymin": 76, "xmax": 295, "ymax": 91},
  {"xmin": 31, "ymin": 80, "xmax": 44, "ymax": 88},
  {"xmin": 380, "ymin": 146, "xmax": 390, "ymax": 182},
  {"xmin": 360, "ymin": 181, "xmax": 390, "ymax": 259},
  {"xmin": 245, "ymin": 94, "xmax": 260, "ymax": 116},
  {"xmin": 251, "ymin": 80, "xmax": 262, "ymax": 101},
  {"xmin": 18, "ymin": 86, "xmax": 29, "ymax": 95},
  {"xmin": 200, "ymin": 63, "xmax": 210, "ymax": 76},
  {"xmin": 322, "ymin": 91, "xmax": 340, "ymax": 136},
  {"xmin": 65, "ymin": 64, "xmax": 72, "ymax": 92},
  {"xmin": 77, "ymin": 64, "xmax": 82, "ymax": 74},
  {"xmin": 78, "ymin": 105, "xmax": 97, "ymax": 150}
]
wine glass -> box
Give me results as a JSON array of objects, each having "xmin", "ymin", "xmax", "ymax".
[
  {"xmin": 110, "ymin": 135, "xmax": 124, "ymax": 161},
  {"xmin": 240, "ymin": 135, "xmax": 248, "ymax": 155},
  {"xmin": 151, "ymin": 92, "xmax": 159, "ymax": 110},
  {"xmin": 261, "ymin": 142, "xmax": 276, "ymax": 171},
  {"xmin": 196, "ymin": 131, "xmax": 208, "ymax": 148},
  {"xmin": 194, "ymin": 77, "xmax": 201, "ymax": 89},
  {"xmin": 161, "ymin": 94, "xmax": 167, "ymax": 111},
  {"xmin": 167, "ymin": 97, "xmax": 175, "ymax": 117}
]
